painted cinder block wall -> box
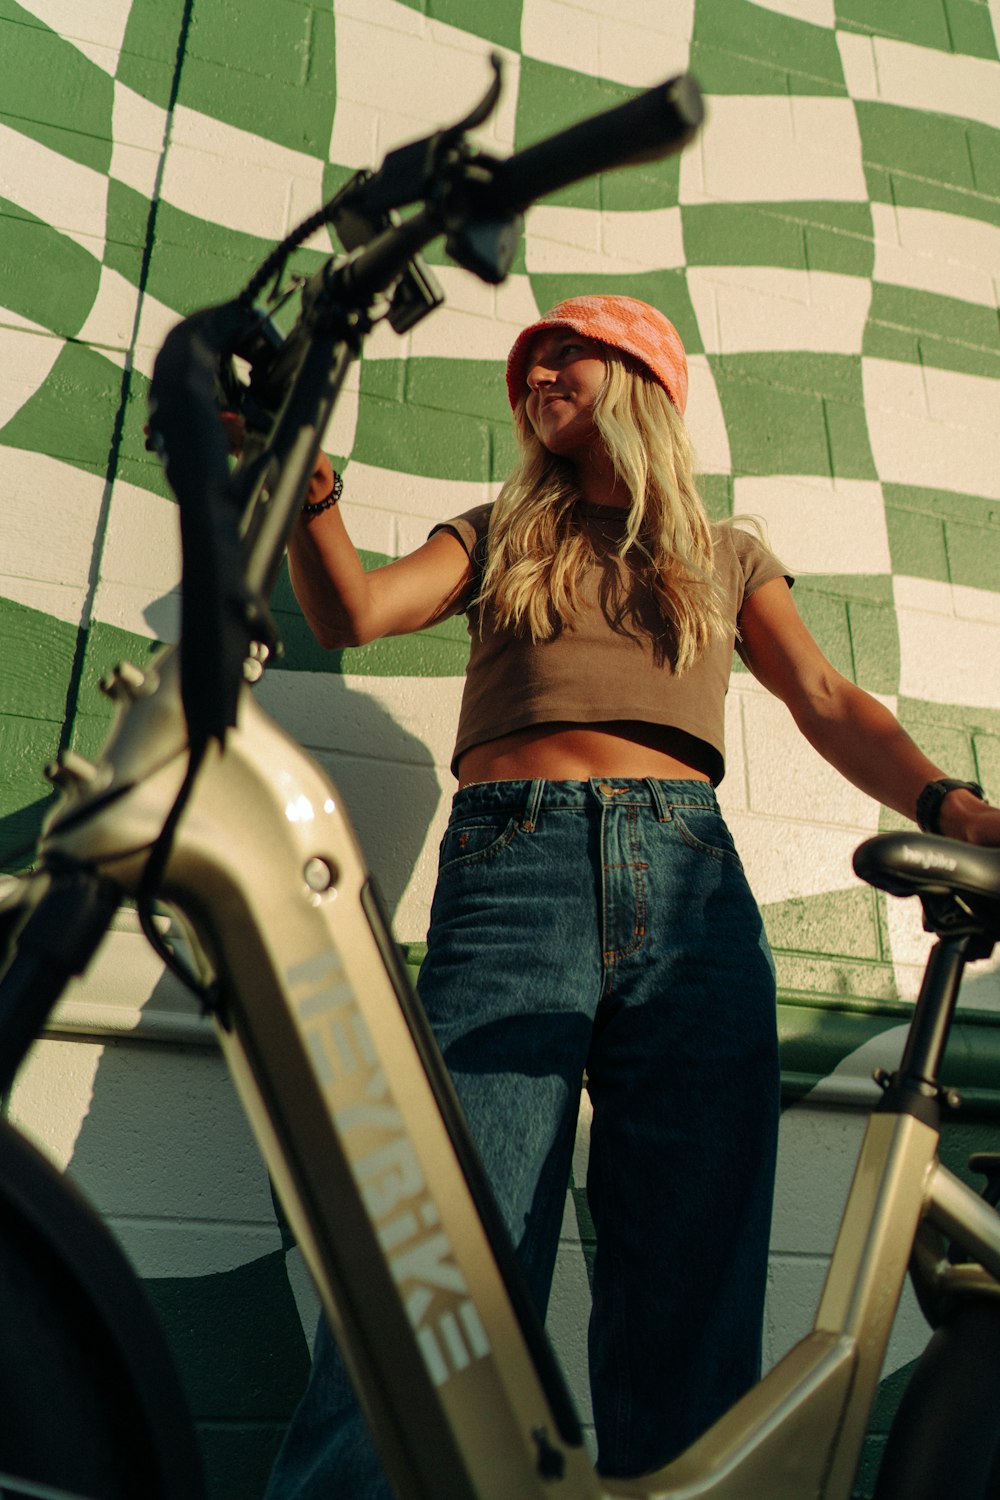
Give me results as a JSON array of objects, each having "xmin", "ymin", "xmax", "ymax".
[{"xmin": 2, "ymin": 1, "xmax": 1000, "ymax": 1495}]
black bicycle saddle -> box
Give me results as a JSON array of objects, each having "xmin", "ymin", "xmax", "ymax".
[{"xmin": 854, "ymin": 832, "xmax": 1000, "ymax": 945}]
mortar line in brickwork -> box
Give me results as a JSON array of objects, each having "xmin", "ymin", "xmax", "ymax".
[{"xmin": 61, "ymin": 0, "xmax": 197, "ymax": 756}]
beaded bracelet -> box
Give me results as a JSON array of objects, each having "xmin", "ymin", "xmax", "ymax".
[{"xmin": 301, "ymin": 469, "xmax": 343, "ymax": 519}]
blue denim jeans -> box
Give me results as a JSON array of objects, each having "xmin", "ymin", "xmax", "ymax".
[{"xmin": 265, "ymin": 778, "xmax": 779, "ymax": 1497}]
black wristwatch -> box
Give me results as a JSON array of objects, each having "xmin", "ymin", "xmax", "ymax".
[{"xmin": 915, "ymin": 777, "xmax": 984, "ymax": 834}]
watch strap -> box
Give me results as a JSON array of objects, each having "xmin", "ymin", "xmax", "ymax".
[{"xmin": 915, "ymin": 777, "xmax": 984, "ymax": 834}]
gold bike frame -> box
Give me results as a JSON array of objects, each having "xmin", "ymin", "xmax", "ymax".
[{"xmin": 39, "ymin": 641, "xmax": 1000, "ymax": 1500}]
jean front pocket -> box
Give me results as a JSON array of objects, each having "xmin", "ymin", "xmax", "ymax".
[
  {"xmin": 671, "ymin": 805, "xmax": 744, "ymax": 866},
  {"xmin": 437, "ymin": 814, "xmax": 519, "ymax": 877}
]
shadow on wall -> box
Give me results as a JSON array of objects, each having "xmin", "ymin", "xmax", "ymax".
[{"xmin": 0, "ymin": 792, "xmax": 59, "ymax": 872}]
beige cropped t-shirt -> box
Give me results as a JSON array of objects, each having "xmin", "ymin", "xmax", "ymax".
[{"xmin": 432, "ymin": 502, "xmax": 792, "ymax": 784}]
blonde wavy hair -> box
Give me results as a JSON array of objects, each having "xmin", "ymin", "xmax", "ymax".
[{"xmin": 477, "ymin": 357, "xmax": 730, "ymax": 672}]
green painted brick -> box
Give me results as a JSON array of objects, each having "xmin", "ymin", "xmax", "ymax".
[
  {"xmin": 0, "ymin": 342, "xmax": 124, "ymax": 475},
  {"xmin": 491, "ymin": 423, "xmax": 520, "ymax": 481},
  {"xmin": 395, "ymin": 0, "xmax": 523, "ymax": 53},
  {"xmin": 884, "ymin": 504, "xmax": 949, "ymax": 582},
  {"xmin": 883, "ymin": 482, "xmax": 1000, "ymax": 529},
  {"xmin": 141, "ymin": 199, "xmax": 329, "ymax": 313},
  {"xmin": 681, "ymin": 201, "xmax": 878, "ymax": 278},
  {"xmin": 967, "ymin": 120, "xmax": 1000, "ymax": 202},
  {"xmin": 515, "ymin": 58, "xmax": 628, "ymax": 154},
  {"xmin": 116, "ymin": 0, "xmax": 188, "ymax": 110},
  {"xmin": 942, "ymin": 0, "xmax": 1000, "ymax": 60},
  {"xmin": 789, "ymin": 582, "xmax": 854, "ymax": 678},
  {"xmin": 144, "ymin": 1252, "xmax": 309, "ymax": 1419},
  {"xmin": 847, "ymin": 595, "xmax": 901, "ymax": 697},
  {"xmin": 0, "ymin": 6, "xmax": 113, "ymax": 173},
  {"xmin": 973, "ymin": 731, "xmax": 1000, "ymax": 797},
  {"xmin": 0, "ymin": 715, "xmax": 61, "ymax": 796},
  {"xmin": 803, "ymin": 205, "xmax": 875, "ymax": 279},
  {"xmin": 699, "ymin": 474, "xmax": 734, "ymax": 521},
  {"xmin": 405, "ymin": 358, "xmax": 511, "ymax": 423},
  {"xmin": 360, "ymin": 360, "xmax": 406, "ymax": 405},
  {"xmin": 0, "ymin": 199, "xmax": 100, "ymax": 339},
  {"xmin": 179, "ymin": 4, "xmax": 336, "ymax": 157},
  {"xmin": 104, "ymin": 368, "xmax": 175, "ymax": 499},
  {"xmin": 72, "ymin": 621, "xmax": 166, "ymax": 732},
  {"xmin": 896, "ymin": 701, "xmax": 980, "ymax": 783},
  {"xmin": 682, "ymin": 203, "xmax": 810, "ymax": 272},
  {"xmin": 598, "ymin": 155, "xmax": 682, "ymax": 214},
  {"xmin": 864, "ymin": 283, "xmax": 1000, "ymax": 380},
  {"xmin": 795, "ymin": 573, "xmax": 895, "ymax": 606},
  {"xmin": 351, "ymin": 391, "xmax": 491, "ymax": 481},
  {"xmin": 835, "ymin": 0, "xmax": 952, "ymax": 51},
  {"xmin": 0, "ymin": 717, "xmax": 62, "ymax": 869},
  {"xmin": 710, "ymin": 353, "xmax": 876, "ymax": 481},
  {"xmin": 856, "ymin": 102, "xmax": 1000, "ymax": 227},
  {"xmin": 898, "ymin": 696, "xmax": 1000, "ymax": 741},
  {"xmin": 774, "ymin": 951, "xmax": 899, "ymax": 1006},
  {"xmin": 944, "ymin": 516, "xmax": 1000, "ymax": 593},
  {"xmin": 273, "ymin": 557, "xmax": 469, "ymax": 677},
  {"xmin": 0, "ymin": 597, "xmax": 77, "ymax": 722},
  {"xmin": 691, "ymin": 0, "xmax": 847, "ymax": 95},
  {"xmin": 196, "ymin": 1423, "xmax": 285, "ymax": 1500},
  {"xmin": 764, "ymin": 886, "xmax": 882, "ymax": 962},
  {"xmin": 322, "ymin": 629, "xmax": 470, "ymax": 679},
  {"xmin": 103, "ymin": 181, "xmax": 154, "ymax": 288}
]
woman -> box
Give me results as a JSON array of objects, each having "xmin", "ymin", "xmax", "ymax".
[{"xmin": 266, "ymin": 295, "xmax": 1000, "ymax": 1496}]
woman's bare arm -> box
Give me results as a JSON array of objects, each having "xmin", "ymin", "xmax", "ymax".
[
  {"xmin": 739, "ymin": 578, "xmax": 1000, "ymax": 845},
  {"xmin": 288, "ymin": 456, "xmax": 474, "ymax": 648}
]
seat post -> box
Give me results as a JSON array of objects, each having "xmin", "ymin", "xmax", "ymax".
[{"xmin": 878, "ymin": 933, "xmax": 973, "ymax": 1116}]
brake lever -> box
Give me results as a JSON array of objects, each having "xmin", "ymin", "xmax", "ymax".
[{"xmin": 352, "ymin": 53, "xmax": 503, "ymax": 218}]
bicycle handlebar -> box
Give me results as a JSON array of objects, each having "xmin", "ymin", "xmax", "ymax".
[{"xmin": 490, "ymin": 73, "xmax": 703, "ymax": 210}]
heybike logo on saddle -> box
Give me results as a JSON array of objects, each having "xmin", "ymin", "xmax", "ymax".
[
  {"xmin": 287, "ymin": 951, "xmax": 492, "ymax": 1388},
  {"xmin": 901, "ymin": 844, "xmax": 959, "ymax": 873}
]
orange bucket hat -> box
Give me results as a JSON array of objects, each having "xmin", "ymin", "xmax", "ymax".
[{"xmin": 506, "ymin": 294, "xmax": 688, "ymax": 415}]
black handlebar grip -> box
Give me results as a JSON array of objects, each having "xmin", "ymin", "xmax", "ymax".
[{"xmin": 493, "ymin": 73, "xmax": 704, "ymax": 211}]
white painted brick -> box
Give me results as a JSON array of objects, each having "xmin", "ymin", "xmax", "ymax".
[
  {"xmin": 726, "ymin": 810, "xmax": 871, "ymax": 907},
  {"xmin": 687, "ymin": 267, "xmax": 872, "ymax": 356},
  {"xmin": 526, "ymin": 206, "xmax": 685, "ymax": 276},
  {"xmin": 839, "ymin": 30, "xmax": 1000, "ymax": 132},
  {"xmin": 0, "ymin": 329, "xmax": 65, "ymax": 430},
  {"xmin": 733, "ymin": 476, "xmax": 891, "ymax": 575},
  {"xmin": 863, "ymin": 358, "xmax": 1000, "ymax": 503},
  {"xmin": 894, "ymin": 576, "xmax": 1000, "ymax": 710},
  {"xmin": 75, "ymin": 266, "xmax": 144, "ymax": 354},
  {"xmin": 330, "ymin": 0, "xmax": 519, "ymax": 166},
  {"xmin": 871, "ymin": 203, "xmax": 1000, "ymax": 310},
  {"xmin": 0, "ymin": 445, "xmax": 105, "ymax": 595},
  {"xmin": 0, "ymin": 122, "xmax": 108, "ymax": 255},
  {"xmin": 521, "ymin": 0, "xmax": 693, "ymax": 83},
  {"xmin": 679, "ymin": 96, "xmax": 867, "ymax": 205},
  {"xmin": 740, "ymin": 683, "xmax": 883, "ymax": 829},
  {"xmin": 162, "ymin": 107, "xmax": 326, "ymax": 241},
  {"xmin": 686, "ymin": 353, "xmax": 732, "ymax": 474},
  {"xmin": 748, "ymin": 0, "xmax": 834, "ymax": 25}
]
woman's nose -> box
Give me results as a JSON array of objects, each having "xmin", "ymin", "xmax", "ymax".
[{"xmin": 526, "ymin": 359, "xmax": 555, "ymax": 391}]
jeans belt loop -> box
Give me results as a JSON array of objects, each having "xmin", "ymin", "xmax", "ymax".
[
  {"xmin": 520, "ymin": 778, "xmax": 544, "ymax": 833},
  {"xmin": 644, "ymin": 776, "xmax": 672, "ymax": 822}
]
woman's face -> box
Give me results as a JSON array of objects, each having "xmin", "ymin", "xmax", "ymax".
[{"xmin": 522, "ymin": 328, "xmax": 607, "ymax": 460}]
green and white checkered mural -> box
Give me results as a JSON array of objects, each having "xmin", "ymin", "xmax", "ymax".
[{"xmin": 2, "ymin": 0, "xmax": 1000, "ymax": 1494}]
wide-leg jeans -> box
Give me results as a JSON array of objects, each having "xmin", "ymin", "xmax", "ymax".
[{"xmin": 265, "ymin": 777, "xmax": 780, "ymax": 1497}]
